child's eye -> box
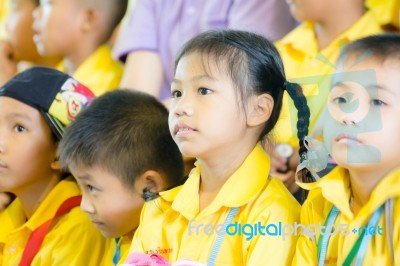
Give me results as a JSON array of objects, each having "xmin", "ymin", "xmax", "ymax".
[
  {"xmin": 14, "ymin": 125, "xmax": 26, "ymax": 133},
  {"xmin": 332, "ymin": 97, "xmax": 347, "ymax": 104},
  {"xmin": 171, "ymin": 90, "xmax": 182, "ymax": 98},
  {"xmin": 87, "ymin": 184, "xmax": 97, "ymax": 193},
  {"xmin": 198, "ymin": 87, "xmax": 212, "ymax": 95},
  {"xmin": 370, "ymin": 99, "xmax": 386, "ymax": 106}
]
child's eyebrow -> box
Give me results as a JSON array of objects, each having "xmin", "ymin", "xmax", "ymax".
[
  {"xmin": 75, "ymin": 174, "xmax": 92, "ymax": 181},
  {"xmin": 172, "ymin": 75, "xmax": 216, "ymax": 84},
  {"xmin": 6, "ymin": 113, "xmax": 32, "ymax": 122}
]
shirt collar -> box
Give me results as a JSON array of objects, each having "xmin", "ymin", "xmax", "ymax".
[
  {"xmin": 277, "ymin": 11, "xmax": 381, "ymax": 58},
  {"xmin": 163, "ymin": 144, "xmax": 270, "ymax": 220},
  {"xmin": 298, "ymin": 166, "xmax": 400, "ymax": 219}
]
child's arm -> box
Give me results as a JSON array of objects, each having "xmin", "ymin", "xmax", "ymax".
[{"xmin": 292, "ymin": 200, "xmax": 318, "ymax": 265}]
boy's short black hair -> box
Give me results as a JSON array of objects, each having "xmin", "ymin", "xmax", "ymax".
[
  {"xmin": 340, "ymin": 33, "xmax": 400, "ymax": 63},
  {"xmin": 59, "ymin": 89, "xmax": 185, "ymax": 190}
]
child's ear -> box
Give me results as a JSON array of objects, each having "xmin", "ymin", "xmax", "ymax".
[
  {"xmin": 136, "ymin": 170, "xmax": 167, "ymax": 200},
  {"xmin": 81, "ymin": 8, "xmax": 98, "ymax": 32},
  {"xmin": 51, "ymin": 157, "xmax": 61, "ymax": 171},
  {"xmin": 246, "ymin": 93, "xmax": 274, "ymax": 127}
]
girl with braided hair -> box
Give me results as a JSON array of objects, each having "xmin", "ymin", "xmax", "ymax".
[{"xmin": 128, "ymin": 29, "xmax": 311, "ymax": 265}]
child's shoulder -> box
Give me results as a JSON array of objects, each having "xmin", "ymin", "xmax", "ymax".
[{"xmin": 243, "ymin": 176, "xmax": 301, "ymax": 224}]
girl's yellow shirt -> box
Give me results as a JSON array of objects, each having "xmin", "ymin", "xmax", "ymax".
[
  {"xmin": 294, "ymin": 167, "xmax": 400, "ymax": 265},
  {"xmin": 130, "ymin": 145, "xmax": 300, "ymax": 266}
]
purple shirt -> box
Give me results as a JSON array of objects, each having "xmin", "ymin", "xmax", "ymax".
[{"xmin": 113, "ymin": 0, "xmax": 295, "ymax": 100}]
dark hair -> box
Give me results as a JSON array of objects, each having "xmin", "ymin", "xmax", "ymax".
[
  {"xmin": 175, "ymin": 29, "xmax": 311, "ymax": 183},
  {"xmin": 59, "ymin": 89, "xmax": 185, "ymax": 201},
  {"xmin": 339, "ymin": 33, "xmax": 400, "ymax": 63}
]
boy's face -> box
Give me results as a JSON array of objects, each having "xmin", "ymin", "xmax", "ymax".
[
  {"xmin": 0, "ymin": 97, "xmax": 58, "ymax": 194},
  {"xmin": 323, "ymin": 56, "xmax": 400, "ymax": 172},
  {"xmin": 32, "ymin": 0, "xmax": 83, "ymax": 56},
  {"xmin": 70, "ymin": 165, "xmax": 145, "ymax": 238},
  {"xmin": 6, "ymin": 0, "xmax": 40, "ymax": 62}
]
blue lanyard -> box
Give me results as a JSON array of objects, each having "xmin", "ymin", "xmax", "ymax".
[
  {"xmin": 317, "ymin": 203, "xmax": 385, "ymax": 266},
  {"xmin": 113, "ymin": 237, "xmax": 121, "ymax": 265},
  {"xmin": 207, "ymin": 207, "xmax": 239, "ymax": 266}
]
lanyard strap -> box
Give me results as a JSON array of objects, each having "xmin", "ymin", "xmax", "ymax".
[
  {"xmin": 19, "ymin": 195, "xmax": 82, "ymax": 266},
  {"xmin": 207, "ymin": 207, "xmax": 239, "ymax": 266},
  {"xmin": 344, "ymin": 204, "xmax": 384, "ymax": 266},
  {"xmin": 113, "ymin": 237, "xmax": 121, "ymax": 265},
  {"xmin": 317, "ymin": 206, "xmax": 339, "ymax": 266},
  {"xmin": 317, "ymin": 202, "xmax": 386, "ymax": 266}
]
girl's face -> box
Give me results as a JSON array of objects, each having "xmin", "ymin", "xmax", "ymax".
[
  {"xmin": 0, "ymin": 97, "xmax": 58, "ymax": 195},
  {"xmin": 70, "ymin": 165, "xmax": 144, "ymax": 238},
  {"xmin": 6, "ymin": 0, "xmax": 40, "ymax": 62},
  {"xmin": 323, "ymin": 56, "xmax": 400, "ymax": 172},
  {"xmin": 169, "ymin": 52, "xmax": 248, "ymax": 159}
]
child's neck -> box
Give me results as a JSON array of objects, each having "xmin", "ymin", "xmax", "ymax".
[
  {"xmin": 348, "ymin": 167, "xmax": 391, "ymax": 215},
  {"xmin": 198, "ymin": 142, "xmax": 255, "ymax": 211},
  {"xmin": 314, "ymin": 5, "xmax": 365, "ymax": 50},
  {"xmin": 64, "ymin": 42, "xmax": 101, "ymax": 75},
  {"xmin": 16, "ymin": 175, "xmax": 60, "ymax": 219}
]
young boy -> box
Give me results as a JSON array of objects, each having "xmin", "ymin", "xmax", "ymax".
[
  {"xmin": 32, "ymin": 0, "xmax": 127, "ymax": 96},
  {"xmin": 0, "ymin": 0, "xmax": 61, "ymax": 86},
  {"xmin": 294, "ymin": 34, "xmax": 400, "ymax": 265},
  {"xmin": 0, "ymin": 66, "xmax": 109, "ymax": 265},
  {"xmin": 58, "ymin": 89, "xmax": 185, "ymax": 265}
]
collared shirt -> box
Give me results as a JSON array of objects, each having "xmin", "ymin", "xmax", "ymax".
[
  {"xmin": 0, "ymin": 178, "xmax": 110, "ymax": 265},
  {"xmin": 274, "ymin": 11, "xmax": 383, "ymax": 146},
  {"xmin": 130, "ymin": 145, "xmax": 300, "ymax": 265},
  {"xmin": 293, "ymin": 167, "xmax": 400, "ymax": 265},
  {"xmin": 102, "ymin": 235, "xmax": 131, "ymax": 266},
  {"xmin": 113, "ymin": 0, "xmax": 295, "ymax": 100},
  {"xmin": 367, "ymin": 0, "xmax": 399, "ymax": 29},
  {"xmin": 57, "ymin": 44, "xmax": 122, "ymax": 96}
]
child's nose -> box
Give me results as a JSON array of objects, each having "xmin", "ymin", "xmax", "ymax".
[
  {"xmin": 80, "ymin": 196, "xmax": 95, "ymax": 214},
  {"xmin": 173, "ymin": 94, "xmax": 194, "ymax": 117}
]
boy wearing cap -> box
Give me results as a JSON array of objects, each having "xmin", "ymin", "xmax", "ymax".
[
  {"xmin": 0, "ymin": 67, "xmax": 109, "ymax": 265},
  {"xmin": 32, "ymin": 0, "xmax": 128, "ymax": 96}
]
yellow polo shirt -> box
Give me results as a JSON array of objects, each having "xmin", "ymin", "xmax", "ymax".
[
  {"xmin": 274, "ymin": 11, "xmax": 383, "ymax": 146},
  {"xmin": 367, "ymin": 0, "xmax": 399, "ymax": 29},
  {"xmin": 57, "ymin": 44, "xmax": 123, "ymax": 96},
  {"xmin": 0, "ymin": 178, "xmax": 110, "ymax": 265},
  {"xmin": 293, "ymin": 167, "xmax": 400, "ymax": 265},
  {"xmin": 102, "ymin": 235, "xmax": 131, "ymax": 265},
  {"xmin": 130, "ymin": 145, "xmax": 300, "ymax": 265}
]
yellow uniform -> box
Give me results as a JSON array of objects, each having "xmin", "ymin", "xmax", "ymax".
[
  {"xmin": 102, "ymin": 235, "xmax": 131, "ymax": 265},
  {"xmin": 0, "ymin": 178, "xmax": 110, "ymax": 265},
  {"xmin": 57, "ymin": 45, "xmax": 123, "ymax": 96},
  {"xmin": 367, "ymin": 0, "xmax": 399, "ymax": 29},
  {"xmin": 293, "ymin": 167, "xmax": 400, "ymax": 265},
  {"xmin": 274, "ymin": 11, "xmax": 383, "ymax": 146},
  {"xmin": 130, "ymin": 145, "xmax": 300, "ymax": 265}
]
